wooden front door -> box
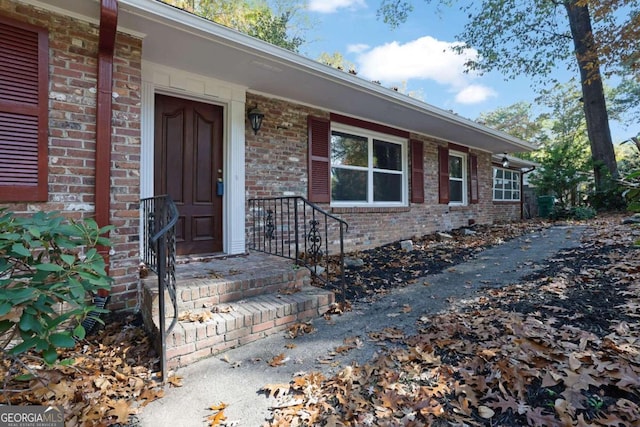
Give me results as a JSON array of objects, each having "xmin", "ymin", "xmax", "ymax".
[{"xmin": 154, "ymin": 94, "xmax": 224, "ymax": 255}]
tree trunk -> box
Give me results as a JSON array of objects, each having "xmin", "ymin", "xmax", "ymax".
[{"xmin": 564, "ymin": 1, "xmax": 619, "ymax": 191}]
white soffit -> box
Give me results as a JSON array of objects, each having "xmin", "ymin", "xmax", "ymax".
[{"xmin": 30, "ymin": 0, "xmax": 536, "ymax": 153}]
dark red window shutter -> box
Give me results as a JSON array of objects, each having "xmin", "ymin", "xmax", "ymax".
[
  {"xmin": 438, "ymin": 146, "xmax": 449, "ymax": 204},
  {"xmin": 0, "ymin": 17, "xmax": 48, "ymax": 202},
  {"xmin": 470, "ymin": 154, "xmax": 479, "ymax": 204},
  {"xmin": 307, "ymin": 116, "xmax": 331, "ymax": 203},
  {"xmin": 410, "ymin": 139, "xmax": 424, "ymax": 203}
]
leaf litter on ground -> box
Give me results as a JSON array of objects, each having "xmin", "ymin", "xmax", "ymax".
[
  {"xmin": 265, "ymin": 215, "xmax": 640, "ymax": 426},
  {"xmin": 2, "ymin": 215, "xmax": 637, "ymax": 426},
  {"xmin": 0, "ymin": 312, "xmax": 163, "ymax": 426}
]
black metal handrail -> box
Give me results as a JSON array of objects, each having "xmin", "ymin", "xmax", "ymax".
[
  {"xmin": 141, "ymin": 195, "xmax": 178, "ymax": 383},
  {"xmin": 248, "ymin": 196, "xmax": 349, "ymax": 301}
]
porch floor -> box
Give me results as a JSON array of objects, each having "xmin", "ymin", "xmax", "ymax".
[{"xmin": 141, "ymin": 251, "xmax": 335, "ymax": 368}]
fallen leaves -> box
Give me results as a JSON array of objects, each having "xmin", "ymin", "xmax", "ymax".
[
  {"xmin": 367, "ymin": 327, "xmax": 405, "ymax": 343},
  {"xmin": 324, "ymin": 300, "xmax": 352, "ymax": 316},
  {"xmin": 167, "ymin": 374, "xmax": 183, "ymax": 387},
  {"xmin": 268, "ymin": 353, "xmax": 289, "ymax": 367},
  {"xmin": 286, "ymin": 322, "xmax": 315, "ymax": 338},
  {"xmin": 206, "ymin": 402, "xmax": 228, "ymax": 426},
  {"xmin": 265, "ymin": 216, "xmax": 640, "ymax": 426},
  {"xmin": 323, "ymin": 222, "xmax": 550, "ymax": 302},
  {"xmin": 178, "ymin": 310, "xmax": 214, "ymax": 322},
  {"xmin": 106, "ymin": 399, "xmax": 134, "ymax": 424},
  {"xmin": 261, "ymin": 383, "xmax": 292, "ymax": 398},
  {"xmin": 0, "ymin": 313, "xmax": 163, "ymax": 426}
]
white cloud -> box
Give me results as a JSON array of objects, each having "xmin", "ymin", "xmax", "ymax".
[
  {"xmin": 454, "ymin": 85, "xmax": 497, "ymax": 104},
  {"xmin": 356, "ymin": 36, "xmax": 475, "ymax": 86},
  {"xmin": 347, "ymin": 43, "xmax": 369, "ymax": 54},
  {"xmin": 308, "ymin": 0, "xmax": 366, "ymax": 13},
  {"xmin": 354, "ymin": 36, "xmax": 496, "ymax": 104}
]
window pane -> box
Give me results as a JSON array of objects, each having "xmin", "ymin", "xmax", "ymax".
[
  {"xmin": 450, "ymin": 180, "xmax": 463, "ymax": 202},
  {"xmin": 505, "ymin": 171, "xmax": 512, "ymax": 180},
  {"xmin": 449, "ymin": 155, "xmax": 463, "ymax": 178},
  {"xmin": 331, "ymin": 131, "xmax": 368, "ymax": 167},
  {"xmin": 331, "ymin": 168, "xmax": 367, "ymax": 201},
  {"xmin": 373, "ymin": 172, "xmax": 402, "ymax": 202},
  {"xmin": 494, "ymin": 168, "xmax": 503, "ymax": 179},
  {"xmin": 494, "ymin": 190, "xmax": 503, "ymax": 199},
  {"xmin": 373, "ymin": 140, "xmax": 402, "ymax": 171},
  {"xmin": 513, "ymin": 191, "xmax": 520, "ymax": 200}
]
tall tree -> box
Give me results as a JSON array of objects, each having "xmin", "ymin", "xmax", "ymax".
[
  {"xmin": 161, "ymin": 0, "xmax": 307, "ymax": 52},
  {"xmin": 476, "ymin": 101, "xmax": 547, "ymax": 151},
  {"xmin": 479, "ymin": 83, "xmax": 592, "ymax": 206},
  {"xmin": 378, "ymin": 0, "xmax": 640, "ymax": 191}
]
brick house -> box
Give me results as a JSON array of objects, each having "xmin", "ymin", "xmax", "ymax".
[{"xmin": 1, "ymin": 0, "xmax": 536, "ymax": 314}]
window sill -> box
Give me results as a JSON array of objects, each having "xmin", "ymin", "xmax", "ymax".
[
  {"xmin": 331, "ymin": 206, "xmax": 411, "ymax": 214},
  {"xmin": 493, "ymin": 200, "xmax": 521, "ymax": 204}
]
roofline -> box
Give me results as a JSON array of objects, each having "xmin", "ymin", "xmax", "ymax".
[
  {"xmin": 21, "ymin": 0, "xmax": 535, "ymax": 152},
  {"xmin": 121, "ymin": 0, "xmax": 536, "ymax": 152}
]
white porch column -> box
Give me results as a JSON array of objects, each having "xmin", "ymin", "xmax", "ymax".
[{"xmin": 226, "ymin": 98, "xmax": 246, "ymax": 254}]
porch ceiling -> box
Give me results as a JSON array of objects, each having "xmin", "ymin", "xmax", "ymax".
[{"xmin": 33, "ymin": 0, "xmax": 536, "ymax": 154}]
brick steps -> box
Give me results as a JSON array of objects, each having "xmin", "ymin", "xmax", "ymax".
[
  {"xmin": 140, "ymin": 253, "xmax": 335, "ymax": 368},
  {"xmin": 164, "ymin": 288, "xmax": 333, "ymax": 368}
]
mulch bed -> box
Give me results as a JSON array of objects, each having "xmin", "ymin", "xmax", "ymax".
[{"xmin": 323, "ymin": 220, "xmax": 550, "ymax": 302}]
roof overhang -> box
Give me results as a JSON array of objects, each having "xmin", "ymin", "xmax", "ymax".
[
  {"xmin": 24, "ymin": 0, "xmax": 537, "ymax": 154},
  {"xmin": 492, "ymin": 154, "xmax": 539, "ymax": 170}
]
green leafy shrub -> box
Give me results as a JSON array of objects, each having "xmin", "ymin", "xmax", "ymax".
[
  {"xmin": 0, "ymin": 209, "xmax": 113, "ymax": 364},
  {"xmin": 618, "ymin": 136, "xmax": 640, "ymax": 213},
  {"xmin": 622, "ymin": 170, "xmax": 640, "ymax": 213},
  {"xmin": 548, "ymin": 204, "xmax": 596, "ymax": 221},
  {"xmin": 570, "ymin": 206, "xmax": 597, "ymax": 220},
  {"xmin": 587, "ymin": 183, "xmax": 626, "ymax": 212}
]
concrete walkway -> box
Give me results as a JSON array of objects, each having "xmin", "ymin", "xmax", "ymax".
[{"xmin": 138, "ymin": 225, "xmax": 584, "ymax": 426}]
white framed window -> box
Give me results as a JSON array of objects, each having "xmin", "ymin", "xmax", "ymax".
[
  {"xmin": 330, "ymin": 125, "xmax": 407, "ymax": 206},
  {"xmin": 449, "ymin": 151, "xmax": 467, "ymax": 205},
  {"xmin": 493, "ymin": 167, "xmax": 521, "ymax": 201}
]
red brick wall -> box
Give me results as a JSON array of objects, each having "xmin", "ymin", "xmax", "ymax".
[
  {"xmin": 245, "ymin": 93, "xmax": 522, "ymax": 252},
  {"xmin": 245, "ymin": 95, "xmax": 325, "ymax": 198},
  {"xmin": 0, "ymin": 2, "xmax": 142, "ymax": 309}
]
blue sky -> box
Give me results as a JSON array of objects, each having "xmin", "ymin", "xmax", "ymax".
[{"xmin": 293, "ymin": 0, "xmax": 638, "ymax": 144}]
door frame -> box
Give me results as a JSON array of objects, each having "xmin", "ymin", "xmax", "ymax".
[{"xmin": 140, "ymin": 61, "xmax": 247, "ymax": 256}]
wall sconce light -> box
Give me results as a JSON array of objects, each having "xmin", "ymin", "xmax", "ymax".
[
  {"xmin": 501, "ymin": 154, "xmax": 510, "ymax": 168},
  {"xmin": 247, "ymin": 105, "xmax": 264, "ymax": 135}
]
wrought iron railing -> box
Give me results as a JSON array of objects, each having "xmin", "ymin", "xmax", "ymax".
[
  {"xmin": 141, "ymin": 195, "xmax": 178, "ymax": 383},
  {"xmin": 248, "ymin": 196, "xmax": 349, "ymax": 300}
]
